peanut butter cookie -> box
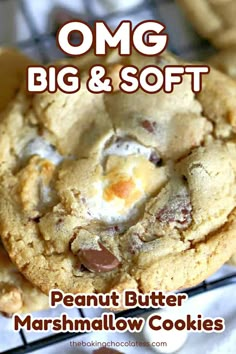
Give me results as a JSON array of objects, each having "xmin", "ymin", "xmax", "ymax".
[
  {"xmin": 208, "ymin": 48, "xmax": 236, "ymax": 79},
  {"xmin": 0, "ymin": 51, "xmax": 236, "ymax": 295},
  {"xmin": 0, "ymin": 48, "xmax": 48, "ymax": 315},
  {"xmin": 177, "ymin": 0, "xmax": 236, "ymax": 49},
  {"xmin": 0, "ymin": 243, "xmax": 48, "ymax": 315}
]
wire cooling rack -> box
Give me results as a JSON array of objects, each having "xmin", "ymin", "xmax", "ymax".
[
  {"xmin": 0, "ymin": 0, "xmax": 235, "ymax": 353},
  {"xmin": 1, "ymin": 274, "xmax": 236, "ymax": 354}
]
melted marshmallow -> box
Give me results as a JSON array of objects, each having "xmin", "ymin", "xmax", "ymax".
[
  {"xmin": 23, "ymin": 137, "xmax": 63, "ymax": 165},
  {"xmin": 103, "ymin": 138, "xmax": 153, "ymax": 159},
  {"xmin": 86, "ymin": 138, "xmax": 164, "ymax": 224}
]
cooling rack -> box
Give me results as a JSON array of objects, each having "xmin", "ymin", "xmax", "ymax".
[
  {"xmin": 0, "ymin": 0, "xmax": 235, "ymax": 353},
  {"xmin": 2, "ymin": 274, "xmax": 236, "ymax": 354}
]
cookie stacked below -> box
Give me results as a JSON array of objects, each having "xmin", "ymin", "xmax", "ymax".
[
  {"xmin": 0, "ymin": 49, "xmax": 235, "ymax": 297},
  {"xmin": 177, "ymin": 0, "xmax": 236, "ymax": 92},
  {"xmin": 177, "ymin": 0, "xmax": 236, "ymax": 266},
  {"xmin": 177, "ymin": 0, "xmax": 236, "ymax": 49},
  {"xmin": 0, "ymin": 243, "xmax": 48, "ymax": 315}
]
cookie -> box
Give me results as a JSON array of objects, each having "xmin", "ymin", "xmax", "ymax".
[
  {"xmin": 208, "ymin": 49, "xmax": 236, "ymax": 265},
  {"xmin": 208, "ymin": 48, "xmax": 236, "ymax": 79},
  {"xmin": 0, "ymin": 50, "xmax": 236, "ymax": 296},
  {"xmin": 0, "ymin": 243, "xmax": 48, "ymax": 315},
  {"xmin": 228, "ymin": 253, "xmax": 236, "ymax": 266},
  {"xmin": 0, "ymin": 47, "xmax": 37, "ymax": 113},
  {"xmin": 93, "ymin": 349, "xmax": 123, "ymax": 354},
  {"xmin": 0, "ymin": 48, "xmax": 48, "ymax": 315},
  {"xmin": 177, "ymin": 0, "xmax": 236, "ymax": 49}
]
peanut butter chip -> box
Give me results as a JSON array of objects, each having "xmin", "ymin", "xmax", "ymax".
[
  {"xmin": 78, "ymin": 243, "xmax": 120, "ymax": 273},
  {"xmin": 0, "ymin": 283, "xmax": 23, "ymax": 314}
]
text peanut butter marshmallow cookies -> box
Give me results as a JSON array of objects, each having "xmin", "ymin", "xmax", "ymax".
[
  {"xmin": 0, "ymin": 51, "xmax": 236, "ymax": 295},
  {"xmin": 177, "ymin": 0, "xmax": 236, "ymax": 49}
]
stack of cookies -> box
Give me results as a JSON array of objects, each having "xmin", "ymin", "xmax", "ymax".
[
  {"xmin": 177, "ymin": 0, "xmax": 236, "ymax": 78},
  {"xmin": 178, "ymin": 0, "xmax": 236, "ymax": 265},
  {"xmin": 0, "ymin": 36, "xmax": 236, "ymax": 316}
]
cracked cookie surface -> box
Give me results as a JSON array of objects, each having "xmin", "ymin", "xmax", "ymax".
[
  {"xmin": 0, "ymin": 48, "xmax": 48, "ymax": 314},
  {"xmin": 0, "ymin": 50, "xmax": 236, "ymax": 295}
]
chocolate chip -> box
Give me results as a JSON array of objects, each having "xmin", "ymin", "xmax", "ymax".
[
  {"xmin": 78, "ymin": 243, "xmax": 120, "ymax": 273},
  {"xmin": 114, "ymin": 137, "xmax": 123, "ymax": 147},
  {"xmin": 141, "ymin": 120, "xmax": 156, "ymax": 133},
  {"xmin": 76, "ymin": 261, "xmax": 87, "ymax": 272},
  {"xmin": 1, "ymin": 312, "xmax": 13, "ymax": 318},
  {"xmin": 29, "ymin": 216, "xmax": 41, "ymax": 223},
  {"xmin": 129, "ymin": 234, "xmax": 143, "ymax": 254},
  {"xmin": 80, "ymin": 264, "xmax": 87, "ymax": 272},
  {"xmin": 106, "ymin": 225, "xmax": 120, "ymax": 234},
  {"xmin": 56, "ymin": 218, "xmax": 63, "ymax": 225},
  {"xmin": 149, "ymin": 152, "xmax": 162, "ymax": 166},
  {"xmin": 156, "ymin": 194, "xmax": 192, "ymax": 229}
]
